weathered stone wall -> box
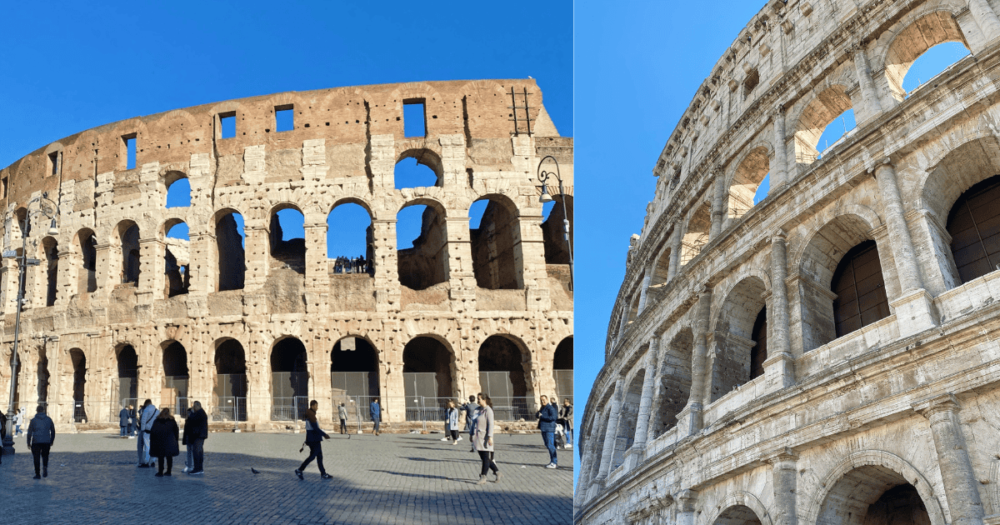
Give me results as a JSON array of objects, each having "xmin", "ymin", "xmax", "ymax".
[
  {"xmin": 579, "ymin": 0, "xmax": 1000, "ymax": 523},
  {"xmin": 0, "ymin": 79, "xmax": 573, "ymax": 432}
]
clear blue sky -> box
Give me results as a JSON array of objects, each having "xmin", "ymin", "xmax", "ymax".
[
  {"xmin": 573, "ymin": 2, "xmax": 969, "ymax": 488},
  {"xmin": 2, "ymin": 0, "xmax": 571, "ymax": 255}
]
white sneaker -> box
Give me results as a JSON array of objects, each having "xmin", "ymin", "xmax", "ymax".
[
  {"xmin": 182, "ymin": 467, "xmax": 190, "ymax": 473},
  {"xmin": 545, "ymin": 463, "xmax": 558, "ymax": 469},
  {"xmin": 440, "ymin": 437, "xmax": 449, "ymax": 441},
  {"xmin": 456, "ymin": 436, "xmax": 463, "ymax": 441}
]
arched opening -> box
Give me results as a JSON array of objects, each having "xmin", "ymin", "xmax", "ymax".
[
  {"xmin": 395, "ymin": 150, "xmax": 442, "ymax": 189},
  {"xmin": 116, "ymin": 344, "xmax": 139, "ymax": 416},
  {"xmin": 165, "ymin": 221, "xmax": 190, "ymax": 297},
  {"xmin": 36, "ymin": 346, "xmax": 49, "ymax": 407},
  {"xmin": 714, "ymin": 505, "xmax": 763, "ymax": 525},
  {"xmin": 651, "ymin": 329, "xmax": 693, "ymax": 437},
  {"xmin": 681, "ymin": 203, "xmax": 711, "ymax": 265},
  {"xmin": 270, "ymin": 337, "xmax": 309, "ymax": 421},
  {"xmin": 478, "ymin": 335, "xmax": 532, "ymax": 420},
  {"xmin": 542, "ymin": 195, "xmax": 573, "ymax": 265},
  {"xmin": 402, "ymin": 336, "xmax": 455, "ymax": 421},
  {"xmin": 817, "ymin": 465, "xmax": 932, "ymax": 525},
  {"xmin": 42, "ymin": 237, "xmax": 58, "ymax": 306},
  {"xmin": 213, "ymin": 339, "xmax": 247, "ymax": 422},
  {"xmin": 947, "ymin": 175, "xmax": 1000, "ymax": 284},
  {"xmin": 331, "ymin": 336, "xmax": 380, "ymax": 421},
  {"xmin": 269, "ymin": 205, "xmax": 305, "ymax": 275},
  {"xmin": 14, "ymin": 207, "xmax": 28, "ymax": 239},
  {"xmin": 165, "ymin": 175, "xmax": 191, "ymax": 208},
  {"xmin": 648, "ymin": 242, "xmax": 672, "ymax": 298},
  {"xmin": 712, "ymin": 277, "xmax": 767, "ymax": 401},
  {"xmin": 77, "ymin": 229, "xmax": 98, "ymax": 294},
  {"xmin": 903, "ymin": 41, "xmax": 970, "ymax": 96},
  {"xmin": 70, "ymin": 349, "xmax": 87, "ymax": 423},
  {"xmin": 553, "ymin": 337, "xmax": 573, "ymax": 403},
  {"xmin": 885, "ymin": 12, "xmax": 970, "ymax": 102},
  {"xmin": 831, "ymin": 240, "xmax": 890, "ymax": 338},
  {"xmin": 470, "ymin": 196, "xmax": 524, "ymax": 289},
  {"xmin": 162, "ymin": 341, "xmax": 189, "ymax": 416},
  {"xmin": 816, "ymin": 110, "xmax": 856, "ymax": 160},
  {"xmin": 115, "ymin": 221, "xmax": 141, "ymax": 286},
  {"xmin": 728, "ymin": 147, "xmax": 771, "ymax": 220},
  {"xmin": 327, "ymin": 202, "xmax": 374, "ymax": 276},
  {"xmin": 396, "ymin": 202, "xmax": 449, "ymax": 290},
  {"xmin": 750, "ymin": 307, "xmax": 766, "ymax": 380},
  {"xmin": 612, "ymin": 370, "xmax": 645, "ymax": 470},
  {"xmin": 794, "ymin": 86, "xmax": 854, "ymax": 164},
  {"xmin": 216, "ymin": 211, "xmax": 245, "ymax": 291}
]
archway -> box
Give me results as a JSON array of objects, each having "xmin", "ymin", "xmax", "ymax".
[
  {"xmin": 116, "ymin": 344, "xmax": 139, "ymax": 417},
  {"xmin": 611, "ymin": 370, "xmax": 644, "ymax": 470},
  {"xmin": 116, "ymin": 221, "xmax": 140, "ymax": 286},
  {"xmin": 77, "ymin": 229, "xmax": 98, "ymax": 294},
  {"xmin": 215, "ymin": 210, "xmax": 245, "ymax": 291},
  {"xmin": 270, "ymin": 337, "xmax": 309, "ymax": 421},
  {"xmin": 469, "ymin": 196, "xmax": 524, "ymax": 289},
  {"xmin": 162, "ymin": 341, "xmax": 189, "ymax": 416},
  {"xmin": 553, "ymin": 337, "xmax": 573, "ymax": 403},
  {"xmin": 402, "ymin": 336, "xmax": 455, "ymax": 421},
  {"xmin": 41, "ymin": 237, "xmax": 58, "ymax": 306},
  {"xmin": 714, "ymin": 505, "xmax": 763, "ymax": 525},
  {"xmin": 213, "ymin": 339, "xmax": 247, "ymax": 422},
  {"xmin": 327, "ymin": 202, "xmax": 374, "ymax": 276},
  {"xmin": 831, "ymin": 240, "xmax": 890, "ymax": 338},
  {"xmin": 70, "ymin": 349, "xmax": 86, "ymax": 423},
  {"xmin": 728, "ymin": 147, "xmax": 770, "ymax": 220},
  {"xmin": 396, "ymin": 202, "xmax": 449, "ymax": 290},
  {"xmin": 269, "ymin": 205, "xmax": 305, "ymax": 275},
  {"xmin": 947, "ymin": 175, "xmax": 1000, "ymax": 285},
  {"xmin": 817, "ymin": 465, "xmax": 933, "ymax": 525},
  {"xmin": 165, "ymin": 174, "xmax": 191, "ymax": 208},
  {"xmin": 36, "ymin": 346, "xmax": 49, "ymax": 407},
  {"xmin": 651, "ymin": 329, "xmax": 693, "ymax": 437},
  {"xmin": 884, "ymin": 11, "xmax": 970, "ymax": 102},
  {"xmin": 903, "ymin": 42, "xmax": 970, "ymax": 97},
  {"xmin": 395, "ymin": 150, "xmax": 442, "ymax": 189},
  {"xmin": 164, "ymin": 221, "xmax": 190, "ymax": 297},
  {"xmin": 712, "ymin": 276, "xmax": 767, "ymax": 401},
  {"xmin": 681, "ymin": 203, "xmax": 711, "ymax": 265},
  {"xmin": 542, "ymin": 195, "xmax": 573, "ymax": 265},
  {"xmin": 794, "ymin": 86, "xmax": 854, "ymax": 164},
  {"xmin": 478, "ymin": 335, "xmax": 533, "ymax": 420},
  {"xmin": 331, "ymin": 336, "xmax": 380, "ymax": 421}
]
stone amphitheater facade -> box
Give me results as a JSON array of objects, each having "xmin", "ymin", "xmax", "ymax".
[
  {"xmin": 577, "ymin": 0, "xmax": 1000, "ymax": 523},
  {"xmin": 0, "ymin": 79, "xmax": 573, "ymax": 431}
]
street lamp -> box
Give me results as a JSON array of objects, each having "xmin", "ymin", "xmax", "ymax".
[
  {"xmin": 3, "ymin": 192, "xmax": 59, "ymax": 456},
  {"xmin": 537, "ymin": 156, "xmax": 574, "ymax": 291}
]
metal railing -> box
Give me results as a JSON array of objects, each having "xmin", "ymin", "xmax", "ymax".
[{"xmin": 271, "ymin": 396, "xmax": 309, "ymax": 421}]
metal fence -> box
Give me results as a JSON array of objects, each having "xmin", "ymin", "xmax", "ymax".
[
  {"xmin": 211, "ymin": 396, "xmax": 247, "ymax": 422},
  {"xmin": 271, "ymin": 396, "xmax": 309, "ymax": 421},
  {"xmin": 554, "ymin": 369, "xmax": 573, "ymax": 404}
]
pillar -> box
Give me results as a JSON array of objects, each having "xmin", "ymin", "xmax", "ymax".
[
  {"xmin": 710, "ymin": 172, "xmax": 726, "ymax": 238},
  {"xmin": 372, "ymin": 219, "xmax": 401, "ymax": 312},
  {"xmin": 138, "ymin": 238, "xmax": 165, "ymax": 304},
  {"xmin": 969, "ymin": 0, "xmax": 1000, "ymax": 42},
  {"xmin": 637, "ymin": 271, "xmax": 653, "ymax": 313},
  {"xmin": 243, "ymin": 226, "xmax": 268, "ymax": 289},
  {"xmin": 667, "ymin": 222, "xmax": 682, "ymax": 282},
  {"xmin": 771, "ymin": 106, "xmax": 789, "ymax": 190},
  {"xmin": 627, "ymin": 340, "xmax": 659, "ymax": 468},
  {"xmin": 676, "ymin": 490, "xmax": 698, "ymax": 525},
  {"xmin": 763, "ymin": 231, "xmax": 795, "ymax": 390},
  {"xmin": 852, "ymin": 44, "xmax": 886, "ymax": 121},
  {"xmin": 445, "ymin": 216, "xmax": 477, "ymax": 312},
  {"xmin": 677, "ymin": 287, "xmax": 711, "ymax": 435},
  {"xmin": 914, "ymin": 394, "xmax": 985, "ymax": 525},
  {"xmin": 767, "ymin": 448, "xmax": 799, "ymax": 525},
  {"xmin": 595, "ymin": 378, "xmax": 624, "ymax": 485},
  {"xmin": 303, "ymin": 220, "xmax": 329, "ymax": 291}
]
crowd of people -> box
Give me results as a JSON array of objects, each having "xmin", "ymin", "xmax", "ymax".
[{"xmin": 332, "ymin": 255, "xmax": 371, "ymax": 274}]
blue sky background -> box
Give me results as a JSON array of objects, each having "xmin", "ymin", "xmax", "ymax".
[
  {"xmin": 2, "ymin": 0, "xmax": 571, "ymax": 256},
  {"xmin": 573, "ymin": 2, "xmax": 970, "ymax": 488}
]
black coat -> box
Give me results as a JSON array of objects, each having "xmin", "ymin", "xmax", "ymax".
[
  {"xmin": 149, "ymin": 418, "xmax": 180, "ymax": 458},
  {"xmin": 182, "ymin": 409, "xmax": 208, "ymax": 445}
]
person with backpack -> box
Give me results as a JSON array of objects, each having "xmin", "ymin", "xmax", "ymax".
[
  {"xmin": 295, "ymin": 400, "xmax": 333, "ymax": 480},
  {"xmin": 26, "ymin": 405, "xmax": 56, "ymax": 479}
]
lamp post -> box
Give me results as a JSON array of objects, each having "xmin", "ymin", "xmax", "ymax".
[
  {"xmin": 3, "ymin": 192, "xmax": 59, "ymax": 456},
  {"xmin": 537, "ymin": 156, "xmax": 574, "ymax": 291}
]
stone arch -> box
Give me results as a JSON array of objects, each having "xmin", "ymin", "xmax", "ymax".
[
  {"xmin": 268, "ymin": 202, "xmax": 306, "ymax": 276},
  {"xmin": 395, "ymin": 148, "xmax": 443, "ymax": 188},
  {"xmin": 330, "ymin": 334, "xmax": 380, "ymax": 402},
  {"xmin": 396, "ymin": 198, "xmax": 450, "ymax": 290},
  {"xmin": 553, "ymin": 337, "xmax": 573, "ymax": 403},
  {"xmin": 648, "ymin": 229, "xmax": 676, "ymax": 292},
  {"xmin": 792, "ymin": 84, "xmax": 855, "ymax": 164},
  {"xmin": 710, "ymin": 275, "xmax": 769, "ymax": 401},
  {"xmin": 213, "ymin": 208, "xmax": 245, "ymax": 291},
  {"xmin": 75, "ymin": 228, "xmax": 98, "ymax": 294},
  {"xmin": 704, "ymin": 492, "xmax": 773, "ymax": 525},
  {"xmin": 542, "ymin": 194, "xmax": 573, "ymax": 265},
  {"xmin": 682, "ymin": 201, "xmax": 712, "ymax": 265},
  {"xmin": 611, "ymin": 367, "xmax": 646, "ymax": 470},
  {"xmin": 112, "ymin": 220, "xmax": 141, "ymax": 286},
  {"xmin": 164, "ymin": 170, "xmax": 191, "ymax": 208},
  {"xmin": 806, "ymin": 450, "xmax": 946, "ymax": 525},
  {"xmin": 470, "ymin": 193, "xmax": 525, "ymax": 290},
  {"xmin": 327, "ymin": 199, "xmax": 374, "ymax": 275},
  {"xmin": 213, "ymin": 337, "xmax": 248, "ymax": 421},
  {"xmin": 161, "ymin": 340, "xmax": 189, "ymax": 415},
  {"xmin": 40, "ymin": 236, "xmax": 58, "ymax": 307},
  {"xmin": 68, "ymin": 348, "xmax": 87, "ymax": 423},
  {"xmin": 161, "ymin": 219, "xmax": 190, "ymax": 298},
  {"xmin": 651, "ymin": 327, "xmax": 693, "ymax": 437},
  {"xmin": 402, "ymin": 334, "xmax": 458, "ymax": 419},
  {"xmin": 114, "ymin": 343, "xmax": 139, "ymax": 410},
  {"xmin": 478, "ymin": 334, "xmax": 535, "ymax": 418},
  {"xmin": 726, "ymin": 145, "xmax": 772, "ymax": 221},
  {"xmin": 269, "ymin": 336, "xmax": 309, "ymax": 420}
]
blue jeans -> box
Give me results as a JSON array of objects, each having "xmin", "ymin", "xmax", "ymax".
[
  {"xmin": 541, "ymin": 431, "xmax": 557, "ymax": 465},
  {"xmin": 565, "ymin": 428, "xmax": 573, "ymax": 445},
  {"xmin": 373, "ymin": 419, "xmax": 380, "ymax": 433},
  {"xmin": 120, "ymin": 426, "xmax": 126, "ymax": 437},
  {"xmin": 186, "ymin": 438, "xmax": 204, "ymax": 472}
]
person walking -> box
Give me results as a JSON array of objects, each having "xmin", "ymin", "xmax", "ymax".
[
  {"xmin": 119, "ymin": 405, "xmax": 130, "ymax": 438},
  {"xmin": 182, "ymin": 401, "xmax": 207, "ymax": 475},
  {"xmin": 19, "ymin": 407, "xmax": 27, "ymax": 437},
  {"xmin": 369, "ymin": 398, "xmax": 381, "ymax": 436},
  {"xmin": 560, "ymin": 399, "xmax": 573, "ymax": 449},
  {"xmin": 537, "ymin": 395, "xmax": 558, "ymax": 468},
  {"xmin": 139, "ymin": 399, "xmax": 160, "ymax": 467},
  {"xmin": 463, "ymin": 395, "xmax": 476, "ymax": 450},
  {"xmin": 26, "ymin": 405, "xmax": 56, "ymax": 479},
  {"xmin": 472, "ymin": 393, "xmax": 500, "ymax": 484},
  {"xmin": 338, "ymin": 403, "xmax": 349, "ymax": 437},
  {"xmin": 13, "ymin": 407, "xmax": 22, "ymax": 437},
  {"xmin": 442, "ymin": 400, "xmax": 460, "ymax": 444},
  {"xmin": 295, "ymin": 400, "xmax": 333, "ymax": 480},
  {"xmin": 149, "ymin": 408, "xmax": 180, "ymax": 477}
]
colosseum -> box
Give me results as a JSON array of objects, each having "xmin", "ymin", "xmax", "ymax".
[
  {"xmin": 0, "ymin": 79, "xmax": 574, "ymax": 433},
  {"xmin": 577, "ymin": 0, "xmax": 1000, "ymax": 523}
]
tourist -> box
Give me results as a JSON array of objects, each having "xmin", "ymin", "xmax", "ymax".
[
  {"xmin": 26, "ymin": 405, "xmax": 56, "ymax": 479},
  {"xmin": 442, "ymin": 400, "xmax": 459, "ymax": 444},
  {"xmin": 295, "ymin": 400, "xmax": 333, "ymax": 480},
  {"xmin": 182, "ymin": 401, "xmax": 207, "ymax": 475},
  {"xmin": 338, "ymin": 403, "xmax": 349, "ymax": 436},
  {"xmin": 560, "ymin": 399, "xmax": 573, "ymax": 449},
  {"xmin": 370, "ymin": 398, "xmax": 381, "ymax": 436},
  {"xmin": 13, "ymin": 407, "xmax": 22, "ymax": 437},
  {"xmin": 19, "ymin": 407, "xmax": 27, "ymax": 436},
  {"xmin": 463, "ymin": 395, "xmax": 477, "ymax": 450},
  {"xmin": 472, "ymin": 393, "xmax": 500, "ymax": 484},
  {"xmin": 537, "ymin": 395, "xmax": 558, "ymax": 468},
  {"xmin": 127, "ymin": 404, "xmax": 137, "ymax": 438},
  {"xmin": 149, "ymin": 408, "xmax": 180, "ymax": 477},
  {"xmin": 119, "ymin": 405, "xmax": 130, "ymax": 438},
  {"xmin": 139, "ymin": 399, "xmax": 160, "ymax": 467}
]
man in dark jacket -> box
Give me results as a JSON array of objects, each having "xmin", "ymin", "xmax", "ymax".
[
  {"xmin": 119, "ymin": 405, "xmax": 130, "ymax": 438},
  {"xmin": 295, "ymin": 400, "xmax": 332, "ymax": 480},
  {"xmin": 559, "ymin": 399, "xmax": 573, "ymax": 449},
  {"xmin": 182, "ymin": 401, "xmax": 208, "ymax": 475},
  {"xmin": 536, "ymin": 395, "xmax": 558, "ymax": 468},
  {"xmin": 26, "ymin": 405, "xmax": 56, "ymax": 479},
  {"xmin": 463, "ymin": 395, "xmax": 477, "ymax": 450}
]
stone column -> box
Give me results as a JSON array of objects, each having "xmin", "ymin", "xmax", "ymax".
[
  {"xmin": 875, "ymin": 160, "xmax": 938, "ymax": 336},
  {"xmin": 445, "ymin": 216, "xmax": 477, "ymax": 312},
  {"xmin": 667, "ymin": 222, "xmax": 683, "ymax": 282},
  {"xmin": 969, "ymin": 0, "xmax": 1000, "ymax": 42},
  {"xmin": 767, "ymin": 448, "xmax": 799, "ymax": 525},
  {"xmin": 371, "ymin": 219, "xmax": 401, "ymax": 312},
  {"xmin": 303, "ymin": 220, "xmax": 329, "ymax": 291},
  {"xmin": 676, "ymin": 490, "xmax": 698, "ymax": 525},
  {"xmin": 914, "ymin": 394, "xmax": 985, "ymax": 525},
  {"xmin": 677, "ymin": 288, "xmax": 711, "ymax": 435},
  {"xmin": 763, "ymin": 231, "xmax": 795, "ymax": 390},
  {"xmin": 243, "ymin": 226, "xmax": 269, "ymax": 289},
  {"xmin": 138, "ymin": 238, "xmax": 165, "ymax": 304},
  {"xmin": 595, "ymin": 378, "xmax": 624, "ymax": 485},
  {"xmin": 646, "ymin": 334, "xmax": 669, "ymax": 443},
  {"xmin": 56, "ymin": 248, "xmax": 73, "ymax": 306},
  {"xmin": 637, "ymin": 270, "xmax": 653, "ymax": 313},
  {"xmin": 771, "ymin": 106, "xmax": 789, "ymax": 190},
  {"xmin": 710, "ymin": 172, "xmax": 726, "ymax": 238},
  {"xmin": 852, "ymin": 44, "xmax": 885, "ymax": 121},
  {"xmin": 628, "ymin": 340, "xmax": 659, "ymax": 465}
]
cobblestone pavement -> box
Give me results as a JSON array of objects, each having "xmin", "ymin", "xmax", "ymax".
[{"xmin": 0, "ymin": 430, "xmax": 573, "ymax": 524}]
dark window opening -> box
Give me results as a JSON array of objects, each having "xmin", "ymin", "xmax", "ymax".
[
  {"xmin": 116, "ymin": 345, "xmax": 139, "ymax": 411},
  {"xmin": 219, "ymin": 112, "xmax": 236, "ymax": 139},
  {"xmin": 43, "ymin": 238, "xmax": 58, "ymax": 307},
  {"xmin": 71, "ymin": 349, "xmax": 87, "ymax": 423},
  {"xmin": 397, "ymin": 204, "xmax": 448, "ymax": 290},
  {"xmin": 48, "ymin": 152, "xmax": 60, "ymax": 176},
  {"xmin": 947, "ymin": 175, "xmax": 1000, "ymax": 284},
  {"xmin": 832, "ymin": 240, "xmax": 890, "ymax": 337},
  {"xmin": 552, "ymin": 337, "xmax": 573, "ymax": 405},
  {"xmin": 271, "ymin": 337, "xmax": 309, "ymax": 421},
  {"xmin": 214, "ymin": 339, "xmax": 247, "ymax": 422},
  {"xmin": 36, "ymin": 347, "xmax": 49, "ymax": 404},
  {"xmin": 750, "ymin": 307, "xmax": 766, "ymax": 380},
  {"xmin": 743, "ymin": 69, "xmax": 760, "ymax": 99},
  {"xmin": 275, "ymin": 105, "xmax": 294, "ymax": 132},
  {"xmin": 331, "ymin": 337, "xmax": 380, "ymax": 418},
  {"xmin": 403, "ymin": 100, "xmax": 426, "ymax": 137},
  {"xmin": 479, "ymin": 335, "xmax": 532, "ymax": 420},
  {"xmin": 79, "ymin": 230, "xmax": 98, "ymax": 293},
  {"xmin": 470, "ymin": 198, "xmax": 523, "ymax": 290},
  {"xmin": 402, "ymin": 337, "xmax": 454, "ymax": 420},
  {"xmin": 162, "ymin": 342, "xmax": 189, "ymax": 416},
  {"xmin": 217, "ymin": 212, "xmax": 246, "ymax": 291}
]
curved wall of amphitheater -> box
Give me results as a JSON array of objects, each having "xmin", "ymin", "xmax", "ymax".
[
  {"xmin": 578, "ymin": 0, "xmax": 1000, "ymax": 524},
  {"xmin": 0, "ymin": 79, "xmax": 573, "ymax": 431}
]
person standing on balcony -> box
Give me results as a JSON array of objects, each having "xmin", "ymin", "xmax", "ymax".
[
  {"xmin": 369, "ymin": 398, "xmax": 381, "ymax": 436},
  {"xmin": 295, "ymin": 400, "xmax": 333, "ymax": 480},
  {"xmin": 338, "ymin": 403, "xmax": 349, "ymax": 437},
  {"xmin": 537, "ymin": 395, "xmax": 558, "ymax": 468},
  {"xmin": 26, "ymin": 405, "xmax": 56, "ymax": 479},
  {"xmin": 473, "ymin": 393, "xmax": 500, "ymax": 484}
]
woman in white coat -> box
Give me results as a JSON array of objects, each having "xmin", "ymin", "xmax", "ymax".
[{"xmin": 472, "ymin": 393, "xmax": 501, "ymax": 484}]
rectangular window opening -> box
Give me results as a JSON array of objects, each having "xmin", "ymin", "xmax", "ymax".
[
  {"xmin": 123, "ymin": 134, "xmax": 137, "ymax": 170},
  {"xmin": 1, "ymin": 178, "xmax": 7, "ymax": 200},
  {"xmin": 48, "ymin": 152, "xmax": 59, "ymax": 176},
  {"xmin": 275, "ymin": 105, "xmax": 294, "ymax": 132},
  {"xmin": 219, "ymin": 112, "xmax": 236, "ymax": 139},
  {"xmin": 403, "ymin": 100, "xmax": 426, "ymax": 138}
]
